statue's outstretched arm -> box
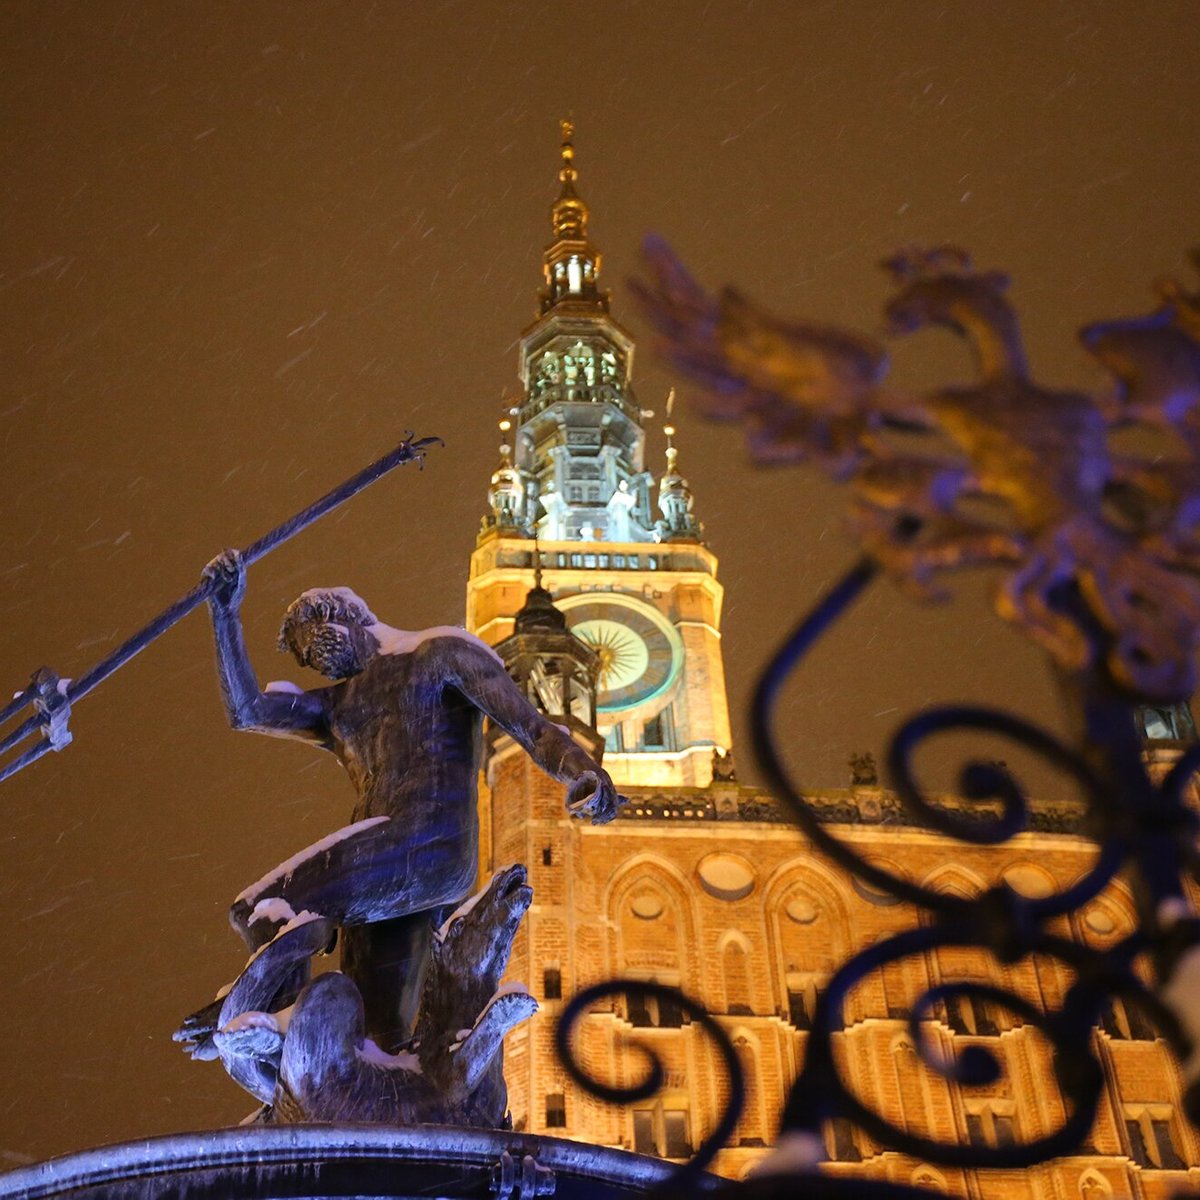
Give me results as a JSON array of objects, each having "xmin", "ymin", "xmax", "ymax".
[
  {"xmin": 204, "ymin": 551, "xmax": 331, "ymax": 746},
  {"xmin": 447, "ymin": 638, "xmax": 621, "ymax": 824}
]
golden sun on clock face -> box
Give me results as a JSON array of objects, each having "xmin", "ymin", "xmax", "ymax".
[{"xmin": 556, "ymin": 593, "xmax": 684, "ymax": 713}]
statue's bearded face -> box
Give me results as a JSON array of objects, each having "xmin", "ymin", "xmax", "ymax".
[{"xmin": 294, "ymin": 620, "xmax": 369, "ymax": 679}]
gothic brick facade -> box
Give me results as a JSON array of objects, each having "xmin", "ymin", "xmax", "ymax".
[{"xmin": 475, "ymin": 752, "xmax": 1200, "ymax": 1195}]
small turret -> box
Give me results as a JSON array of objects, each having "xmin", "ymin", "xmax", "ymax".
[
  {"xmin": 490, "ymin": 553, "xmax": 604, "ymax": 761},
  {"xmin": 656, "ymin": 390, "xmax": 703, "ymax": 542},
  {"xmin": 483, "ymin": 416, "xmax": 535, "ymax": 537}
]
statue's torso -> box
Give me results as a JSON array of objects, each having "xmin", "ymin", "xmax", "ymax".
[{"xmin": 325, "ymin": 639, "xmax": 484, "ymax": 827}]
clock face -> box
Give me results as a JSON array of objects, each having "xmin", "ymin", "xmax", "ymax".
[{"xmin": 556, "ymin": 593, "xmax": 684, "ymax": 714}]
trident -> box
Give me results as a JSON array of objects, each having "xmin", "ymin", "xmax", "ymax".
[{"xmin": 0, "ymin": 432, "xmax": 441, "ymax": 785}]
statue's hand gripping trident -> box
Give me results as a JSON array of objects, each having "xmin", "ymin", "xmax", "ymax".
[{"xmin": 203, "ymin": 549, "xmax": 248, "ymax": 612}]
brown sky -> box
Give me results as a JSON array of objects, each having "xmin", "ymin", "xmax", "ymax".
[{"xmin": 1, "ymin": 0, "xmax": 1198, "ymax": 1164}]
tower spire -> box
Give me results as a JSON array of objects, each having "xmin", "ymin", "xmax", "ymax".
[
  {"xmin": 552, "ymin": 119, "xmax": 588, "ymax": 241},
  {"xmin": 541, "ymin": 120, "xmax": 603, "ymax": 312},
  {"xmin": 480, "ymin": 121, "xmax": 656, "ymax": 546}
]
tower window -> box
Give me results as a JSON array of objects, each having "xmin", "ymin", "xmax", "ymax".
[
  {"xmin": 567, "ymin": 257, "xmax": 583, "ymax": 293},
  {"xmin": 1124, "ymin": 1107, "xmax": 1185, "ymax": 1168},
  {"xmin": 941, "ymin": 993, "xmax": 999, "ymax": 1037},
  {"xmin": 827, "ymin": 1117, "xmax": 862, "ymax": 1162},
  {"xmin": 788, "ymin": 988, "xmax": 811, "ymax": 1029},
  {"xmin": 663, "ymin": 1111, "xmax": 691, "ymax": 1159},
  {"xmin": 643, "ymin": 714, "xmax": 665, "ymax": 749},
  {"xmin": 626, "ymin": 980, "xmax": 685, "ymax": 1028},
  {"xmin": 542, "ymin": 846, "xmax": 553, "ymax": 866},
  {"xmin": 544, "ymin": 967, "xmax": 562, "ymax": 1000},
  {"xmin": 786, "ymin": 976, "xmax": 819, "ymax": 1030},
  {"xmin": 1099, "ymin": 996, "xmax": 1157, "ymax": 1040},
  {"xmin": 632, "ymin": 1106, "xmax": 691, "ymax": 1159},
  {"xmin": 965, "ymin": 1104, "xmax": 1018, "ymax": 1149},
  {"xmin": 966, "ymin": 1113, "xmax": 985, "ymax": 1147},
  {"xmin": 633, "ymin": 1110, "xmax": 655, "ymax": 1156},
  {"xmin": 642, "ymin": 707, "xmax": 675, "ymax": 751},
  {"xmin": 546, "ymin": 1093, "xmax": 566, "ymax": 1127}
]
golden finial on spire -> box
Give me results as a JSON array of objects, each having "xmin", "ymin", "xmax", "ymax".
[
  {"xmin": 552, "ymin": 118, "xmax": 588, "ymax": 240},
  {"xmin": 497, "ymin": 415, "xmax": 513, "ymax": 467},
  {"xmin": 663, "ymin": 387, "xmax": 679, "ymax": 472},
  {"xmin": 559, "ymin": 119, "xmax": 576, "ymax": 184}
]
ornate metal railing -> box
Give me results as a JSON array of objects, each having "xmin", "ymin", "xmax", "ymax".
[{"xmin": 556, "ymin": 243, "xmax": 1200, "ymax": 1196}]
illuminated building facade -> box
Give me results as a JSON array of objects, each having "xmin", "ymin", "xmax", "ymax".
[{"xmin": 465, "ymin": 126, "xmax": 1200, "ymax": 1196}]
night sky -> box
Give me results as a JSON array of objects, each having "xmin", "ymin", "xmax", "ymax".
[{"xmin": 2, "ymin": 1, "xmax": 1198, "ymax": 1163}]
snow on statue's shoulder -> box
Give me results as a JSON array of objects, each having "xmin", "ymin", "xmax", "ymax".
[
  {"xmin": 367, "ymin": 621, "xmax": 503, "ymax": 665},
  {"xmin": 265, "ymin": 680, "xmax": 305, "ymax": 695}
]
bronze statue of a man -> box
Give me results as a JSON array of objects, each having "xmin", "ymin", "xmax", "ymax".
[{"xmin": 178, "ymin": 549, "xmax": 619, "ymax": 1057}]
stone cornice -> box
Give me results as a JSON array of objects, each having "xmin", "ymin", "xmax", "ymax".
[{"xmin": 616, "ymin": 783, "xmax": 1089, "ymax": 835}]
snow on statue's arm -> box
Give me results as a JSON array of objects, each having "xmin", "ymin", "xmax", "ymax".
[{"xmin": 437, "ymin": 632, "xmax": 623, "ymax": 825}]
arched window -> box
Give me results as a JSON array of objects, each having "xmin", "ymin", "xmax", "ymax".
[
  {"xmin": 766, "ymin": 867, "xmax": 850, "ymax": 1026},
  {"xmin": 610, "ymin": 860, "xmax": 694, "ymax": 1026},
  {"xmin": 1077, "ymin": 1169, "xmax": 1112, "ymax": 1198},
  {"xmin": 721, "ymin": 932, "xmax": 753, "ymax": 1015},
  {"xmin": 732, "ymin": 1032, "xmax": 765, "ymax": 1146},
  {"xmin": 911, "ymin": 1164, "xmax": 948, "ymax": 1193},
  {"xmin": 923, "ymin": 867, "xmax": 1005, "ymax": 1036}
]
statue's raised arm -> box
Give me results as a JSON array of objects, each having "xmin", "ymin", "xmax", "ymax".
[
  {"xmin": 443, "ymin": 634, "xmax": 623, "ymax": 825},
  {"xmin": 203, "ymin": 549, "xmax": 331, "ymax": 747}
]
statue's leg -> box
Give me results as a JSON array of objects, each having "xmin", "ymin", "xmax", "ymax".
[
  {"xmin": 229, "ymin": 816, "xmax": 476, "ymax": 949},
  {"xmin": 178, "ymin": 817, "xmax": 474, "ymax": 1056},
  {"xmin": 340, "ymin": 905, "xmax": 452, "ymax": 1053}
]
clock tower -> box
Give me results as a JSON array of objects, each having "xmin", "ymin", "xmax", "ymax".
[
  {"xmin": 467, "ymin": 121, "xmax": 733, "ymax": 791},
  {"xmin": 464, "ymin": 122, "xmax": 737, "ymax": 1154}
]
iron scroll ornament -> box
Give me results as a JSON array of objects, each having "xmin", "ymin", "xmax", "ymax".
[
  {"xmin": 549, "ymin": 245, "xmax": 1200, "ymax": 1193},
  {"xmin": 556, "ymin": 980, "xmax": 745, "ymax": 1188},
  {"xmin": 553, "ymin": 554, "xmax": 1197, "ymax": 1190}
]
